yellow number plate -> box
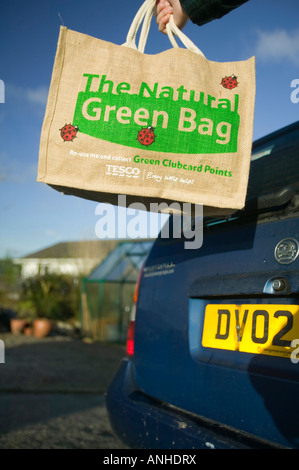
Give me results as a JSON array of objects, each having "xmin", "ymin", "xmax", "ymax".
[{"xmin": 202, "ymin": 304, "xmax": 299, "ymax": 358}]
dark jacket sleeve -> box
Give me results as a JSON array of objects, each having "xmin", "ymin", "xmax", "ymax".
[{"xmin": 180, "ymin": 0, "xmax": 249, "ymax": 26}]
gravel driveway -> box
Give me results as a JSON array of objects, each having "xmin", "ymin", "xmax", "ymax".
[{"xmin": 0, "ymin": 332, "xmax": 128, "ymax": 449}]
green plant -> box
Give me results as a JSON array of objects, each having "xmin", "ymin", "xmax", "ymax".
[
  {"xmin": 19, "ymin": 274, "xmax": 81, "ymax": 322},
  {"xmin": 0, "ymin": 257, "xmax": 21, "ymax": 311},
  {"xmin": 16, "ymin": 300, "xmax": 36, "ymax": 321}
]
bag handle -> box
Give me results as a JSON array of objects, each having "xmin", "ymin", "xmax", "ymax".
[
  {"xmin": 137, "ymin": 1, "xmax": 156, "ymax": 53},
  {"xmin": 123, "ymin": 0, "xmax": 154, "ymax": 50},
  {"xmin": 166, "ymin": 16, "xmax": 205, "ymax": 56},
  {"xmin": 123, "ymin": 0, "xmax": 205, "ymax": 57}
]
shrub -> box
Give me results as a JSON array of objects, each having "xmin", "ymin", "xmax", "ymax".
[{"xmin": 19, "ymin": 274, "xmax": 81, "ymax": 322}]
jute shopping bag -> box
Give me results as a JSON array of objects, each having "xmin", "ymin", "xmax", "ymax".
[{"xmin": 37, "ymin": 0, "xmax": 255, "ymax": 212}]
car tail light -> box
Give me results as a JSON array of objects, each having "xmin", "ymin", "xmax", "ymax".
[
  {"xmin": 126, "ymin": 266, "xmax": 143, "ymax": 357},
  {"xmin": 126, "ymin": 321, "xmax": 135, "ymax": 357}
]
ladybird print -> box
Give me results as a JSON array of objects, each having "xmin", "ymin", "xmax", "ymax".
[
  {"xmin": 221, "ymin": 75, "xmax": 238, "ymax": 90},
  {"xmin": 60, "ymin": 123, "xmax": 79, "ymax": 142},
  {"xmin": 137, "ymin": 126, "xmax": 156, "ymax": 147}
]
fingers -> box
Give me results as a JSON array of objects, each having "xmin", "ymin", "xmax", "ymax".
[
  {"xmin": 155, "ymin": 0, "xmax": 173, "ymax": 33},
  {"xmin": 155, "ymin": 0, "xmax": 189, "ymax": 33}
]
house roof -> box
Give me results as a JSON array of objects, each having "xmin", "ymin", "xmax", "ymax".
[
  {"xmin": 22, "ymin": 239, "xmax": 154, "ymax": 260},
  {"xmin": 23, "ymin": 240, "xmax": 119, "ymax": 260}
]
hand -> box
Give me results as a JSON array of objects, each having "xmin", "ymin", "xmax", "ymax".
[{"xmin": 155, "ymin": 0, "xmax": 189, "ymax": 33}]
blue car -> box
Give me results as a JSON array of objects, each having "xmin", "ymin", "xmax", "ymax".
[{"xmin": 106, "ymin": 121, "xmax": 299, "ymax": 449}]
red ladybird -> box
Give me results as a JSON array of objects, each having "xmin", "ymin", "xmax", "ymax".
[
  {"xmin": 137, "ymin": 126, "xmax": 156, "ymax": 147},
  {"xmin": 60, "ymin": 123, "xmax": 79, "ymax": 142},
  {"xmin": 221, "ymin": 75, "xmax": 238, "ymax": 90}
]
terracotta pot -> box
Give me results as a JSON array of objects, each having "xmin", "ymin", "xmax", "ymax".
[
  {"xmin": 10, "ymin": 318, "xmax": 27, "ymax": 335},
  {"xmin": 24, "ymin": 324, "xmax": 33, "ymax": 336},
  {"xmin": 33, "ymin": 319, "xmax": 52, "ymax": 338}
]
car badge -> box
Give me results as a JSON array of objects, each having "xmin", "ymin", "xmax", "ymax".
[{"xmin": 274, "ymin": 238, "xmax": 299, "ymax": 265}]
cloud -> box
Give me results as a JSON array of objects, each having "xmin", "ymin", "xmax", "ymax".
[
  {"xmin": 44, "ymin": 229, "xmax": 63, "ymax": 239},
  {"xmin": 255, "ymin": 28, "xmax": 299, "ymax": 65},
  {"xmin": 0, "ymin": 152, "xmax": 9, "ymax": 182},
  {"xmin": 6, "ymin": 83, "xmax": 48, "ymax": 107},
  {"xmin": 26, "ymin": 86, "xmax": 48, "ymax": 106}
]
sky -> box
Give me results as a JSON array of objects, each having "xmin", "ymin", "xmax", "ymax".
[{"xmin": 0, "ymin": 0, "xmax": 298, "ymax": 258}]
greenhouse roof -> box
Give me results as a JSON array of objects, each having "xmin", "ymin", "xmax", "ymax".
[{"xmin": 86, "ymin": 240, "xmax": 153, "ymax": 283}]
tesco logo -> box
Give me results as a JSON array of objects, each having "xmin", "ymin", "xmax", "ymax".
[{"xmin": 105, "ymin": 164, "xmax": 140, "ymax": 178}]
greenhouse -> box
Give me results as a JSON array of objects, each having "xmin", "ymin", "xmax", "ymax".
[{"xmin": 80, "ymin": 240, "xmax": 153, "ymax": 342}]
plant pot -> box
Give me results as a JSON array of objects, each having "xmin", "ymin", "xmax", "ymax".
[
  {"xmin": 24, "ymin": 323, "xmax": 33, "ymax": 336},
  {"xmin": 33, "ymin": 319, "xmax": 52, "ymax": 338},
  {"xmin": 10, "ymin": 318, "xmax": 27, "ymax": 335}
]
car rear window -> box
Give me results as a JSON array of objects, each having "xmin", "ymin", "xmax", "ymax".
[
  {"xmin": 158, "ymin": 122, "xmax": 299, "ymax": 239},
  {"xmin": 246, "ymin": 122, "xmax": 299, "ymax": 206}
]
